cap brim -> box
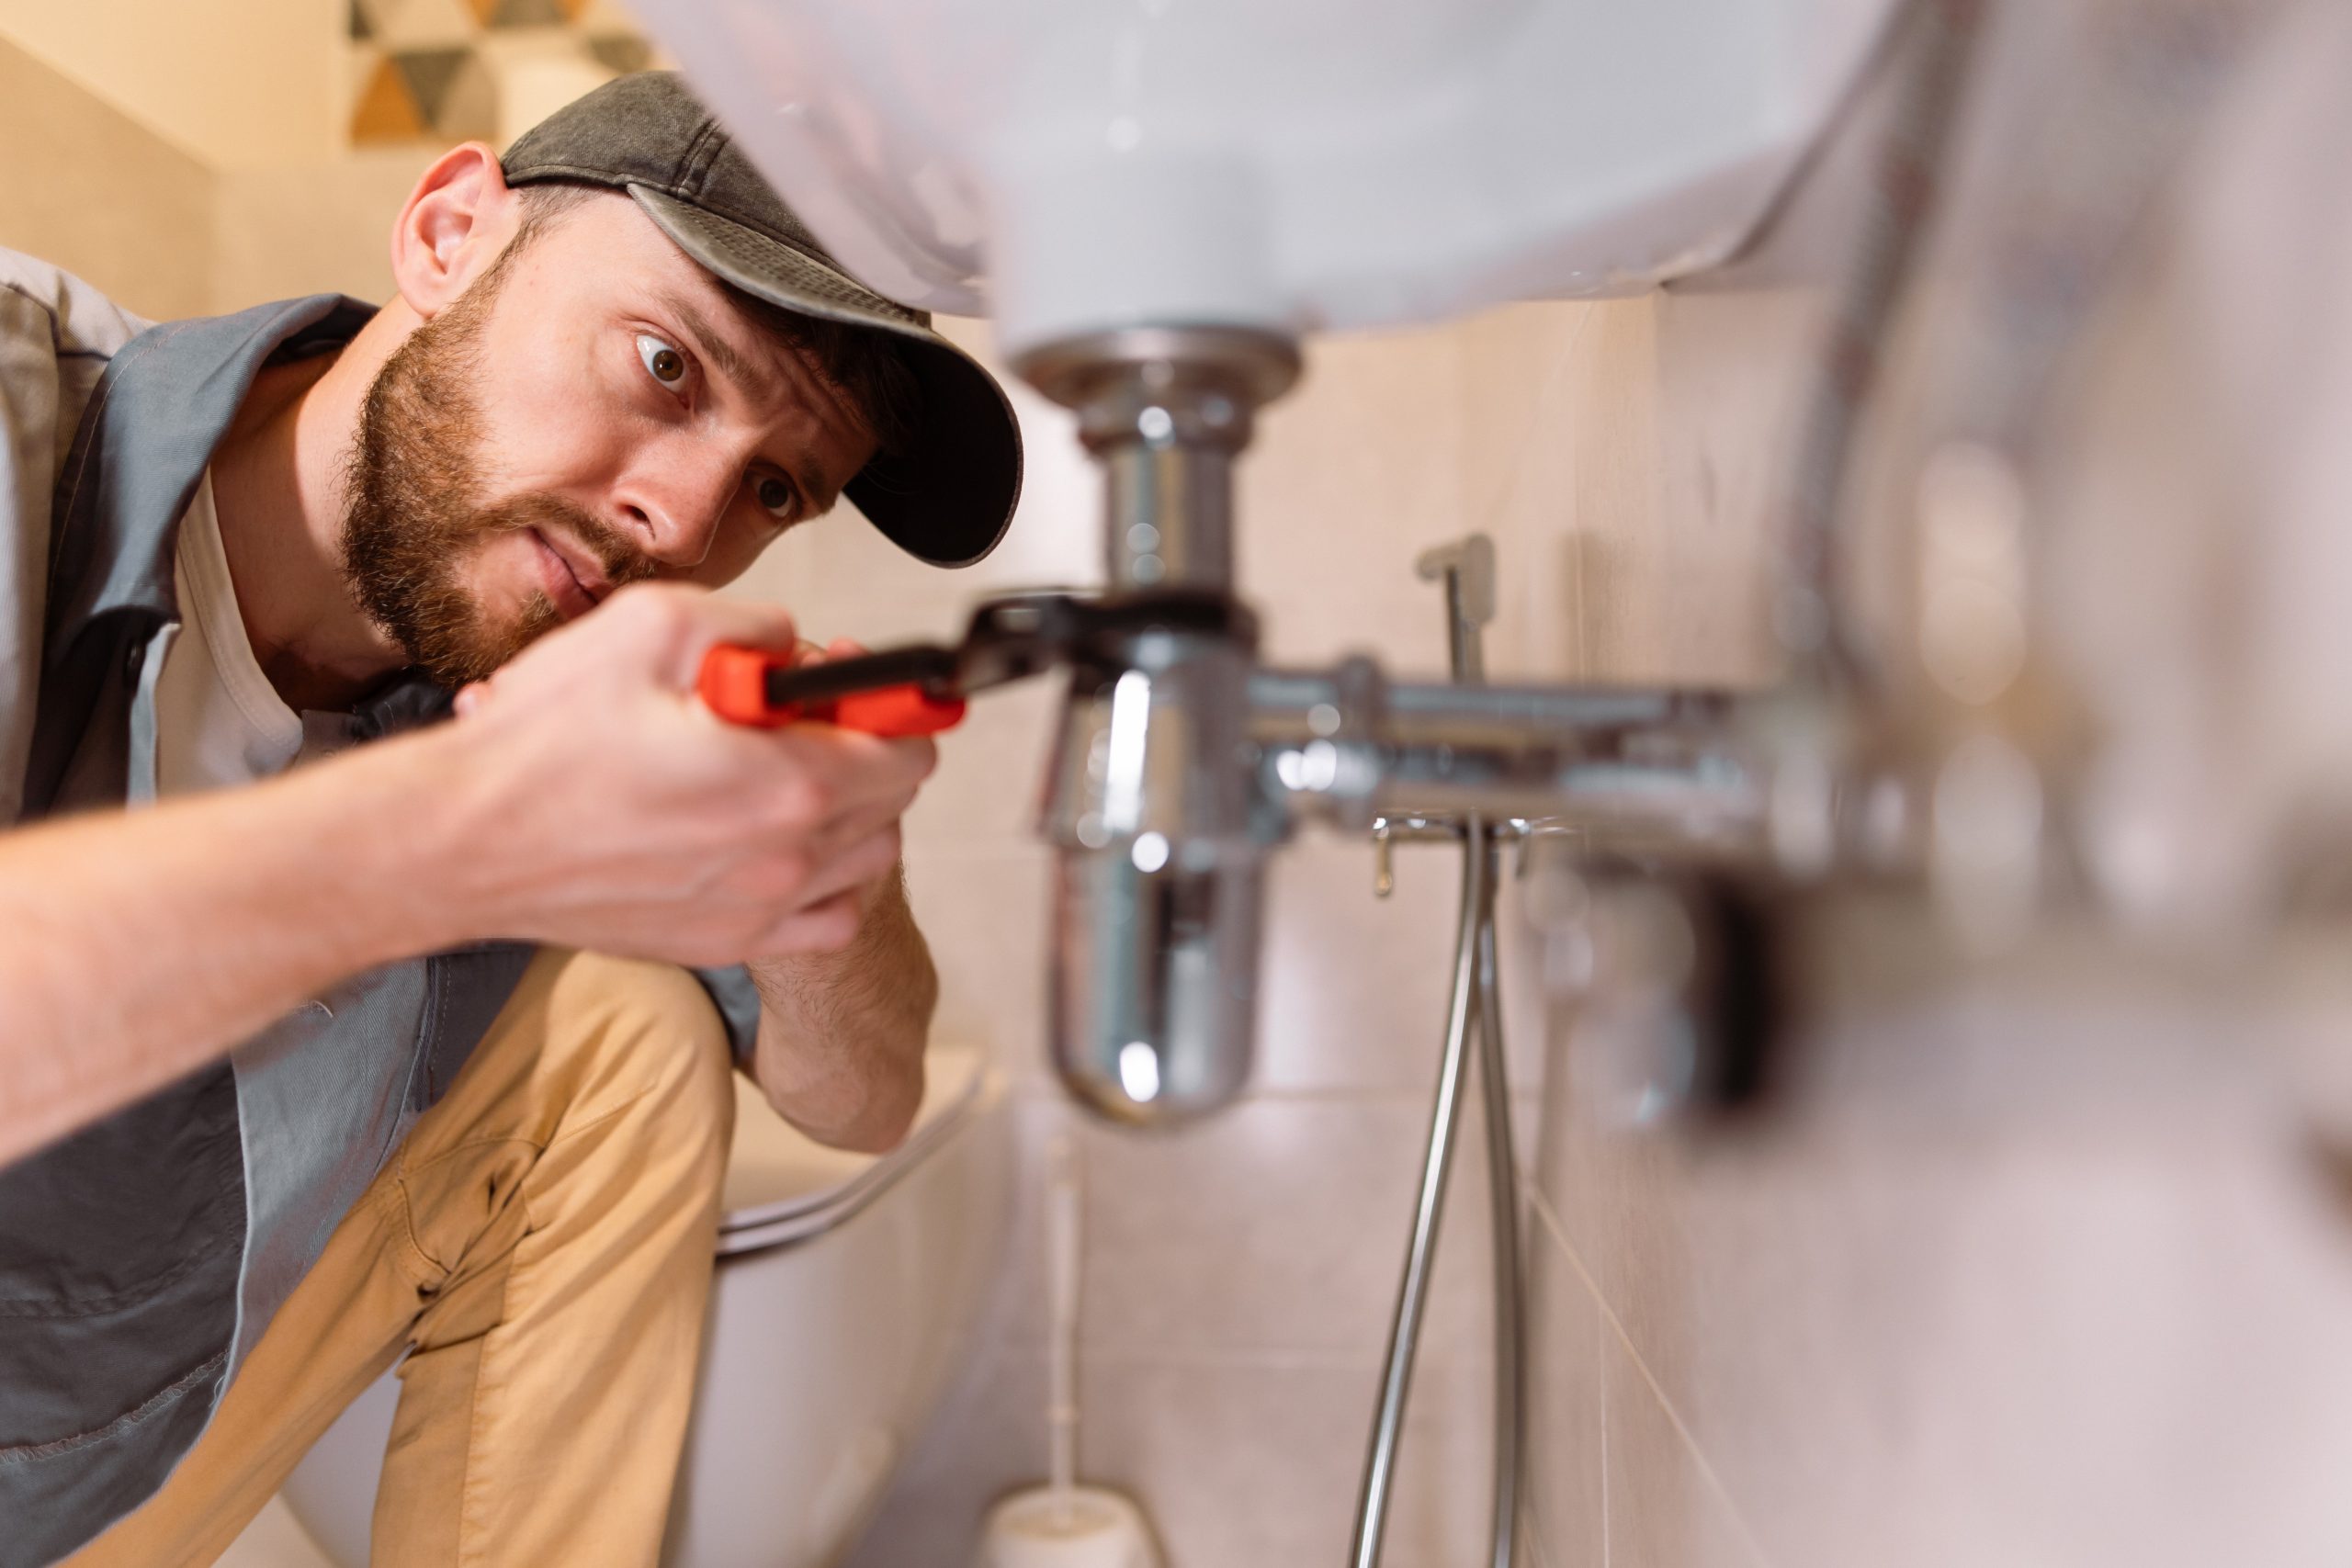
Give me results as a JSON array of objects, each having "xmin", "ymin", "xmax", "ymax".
[{"xmin": 628, "ymin": 184, "xmax": 1022, "ymax": 568}]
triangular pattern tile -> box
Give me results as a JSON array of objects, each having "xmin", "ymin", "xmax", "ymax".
[
  {"xmin": 348, "ymin": 42, "xmax": 386, "ymax": 102},
  {"xmin": 394, "ymin": 46, "xmax": 473, "ymax": 127},
  {"xmin": 434, "ymin": 50, "xmax": 502, "ymax": 141},
  {"xmin": 351, "ymin": 53, "xmax": 427, "ymax": 143},
  {"xmin": 489, "ymin": 0, "xmax": 570, "ymax": 29},
  {"xmin": 348, "ymin": 0, "xmax": 652, "ymax": 151},
  {"xmin": 586, "ymin": 33, "xmax": 650, "ymax": 74}
]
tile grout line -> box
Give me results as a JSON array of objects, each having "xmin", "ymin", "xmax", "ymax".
[
  {"xmin": 1523, "ymin": 1493, "xmax": 1555, "ymax": 1568},
  {"xmin": 996, "ymin": 1082, "xmax": 1548, "ymax": 1111},
  {"xmin": 1465, "ymin": 303, "xmax": 1602, "ymax": 540},
  {"xmin": 1459, "ymin": 299, "xmax": 1600, "ymax": 683},
  {"xmin": 1526, "ymin": 1186, "xmax": 1780, "ymax": 1568},
  {"xmin": 1599, "ymin": 1261, "xmax": 1610, "ymax": 1568},
  {"xmin": 972, "ymin": 1343, "xmax": 1508, "ymax": 1374}
]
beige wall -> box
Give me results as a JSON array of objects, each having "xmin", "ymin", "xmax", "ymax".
[
  {"xmin": 0, "ymin": 0, "xmax": 342, "ymax": 168},
  {"xmin": 0, "ymin": 34, "xmax": 216, "ymax": 321},
  {"xmin": 214, "ymin": 150, "xmax": 442, "ymax": 312},
  {"xmin": 0, "ymin": 35, "xmax": 429, "ymax": 322}
]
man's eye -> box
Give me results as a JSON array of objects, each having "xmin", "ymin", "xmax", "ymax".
[
  {"xmin": 755, "ymin": 476, "xmax": 798, "ymax": 521},
  {"xmin": 636, "ymin": 333, "xmax": 687, "ymax": 386}
]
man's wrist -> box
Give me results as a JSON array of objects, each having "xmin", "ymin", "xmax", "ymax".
[
  {"xmin": 304, "ymin": 724, "xmax": 501, "ymax": 962},
  {"xmin": 743, "ymin": 865, "xmax": 934, "ymax": 1152}
]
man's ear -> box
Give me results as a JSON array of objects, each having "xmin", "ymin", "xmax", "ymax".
[{"xmin": 388, "ymin": 143, "xmax": 519, "ymax": 321}]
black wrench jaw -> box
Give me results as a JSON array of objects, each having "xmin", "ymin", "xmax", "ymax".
[
  {"xmin": 763, "ymin": 589, "xmax": 1262, "ymax": 709},
  {"xmin": 758, "ymin": 645, "xmax": 964, "ymax": 708}
]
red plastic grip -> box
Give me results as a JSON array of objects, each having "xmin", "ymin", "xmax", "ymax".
[
  {"xmin": 831, "ymin": 685, "xmax": 969, "ymax": 737},
  {"xmin": 696, "ymin": 645, "xmax": 967, "ymax": 737},
  {"xmin": 697, "ymin": 644, "xmax": 793, "ymax": 728}
]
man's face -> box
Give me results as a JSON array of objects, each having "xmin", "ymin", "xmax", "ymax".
[{"xmin": 343, "ymin": 193, "xmax": 881, "ymax": 687}]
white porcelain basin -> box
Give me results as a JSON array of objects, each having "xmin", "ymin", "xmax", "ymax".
[{"xmin": 628, "ymin": 0, "xmax": 1899, "ymax": 352}]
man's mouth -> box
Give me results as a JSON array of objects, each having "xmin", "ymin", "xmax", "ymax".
[{"xmin": 527, "ymin": 528, "xmax": 611, "ymax": 620}]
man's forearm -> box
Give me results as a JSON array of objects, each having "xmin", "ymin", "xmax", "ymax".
[
  {"xmin": 0, "ymin": 732, "xmax": 466, "ymax": 1168},
  {"xmin": 748, "ymin": 865, "xmax": 935, "ymax": 1154}
]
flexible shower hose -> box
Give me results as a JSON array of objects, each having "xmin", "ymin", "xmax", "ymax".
[{"xmin": 1348, "ymin": 814, "xmax": 1520, "ymax": 1568}]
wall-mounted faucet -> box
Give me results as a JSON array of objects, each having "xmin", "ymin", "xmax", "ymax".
[
  {"xmin": 1010, "ymin": 326, "xmax": 1771, "ymax": 1124},
  {"xmin": 707, "ymin": 312, "xmax": 1905, "ymax": 1130}
]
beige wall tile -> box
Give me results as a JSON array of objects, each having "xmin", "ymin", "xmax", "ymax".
[
  {"xmin": 1538, "ymin": 293, "xmax": 1668, "ymax": 682},
  {"xmin": 1532, "ymin": 918, "xmax": 2352, "ymax": 1568},
  {"xmin": 898, "ymin": 680, "xmax": 1063, "ymax": 850},
  {"xmin": 905, "ymin": 842, "xmax": 1055, "ymax": 1075},
  {"xmin": 1481, "ymin": 287, "xmax": 1817, "ymax": 689},
  {"xmin": 1083, "ymin": 1354, "xmax": 1490, "ymax": 1568},
  {"xmin": 1070, "ymin": 1092, "xmax": 1513, "ymax": 1369},
  {"xmin": 1380, "ymin": 1350, "xmax": 1503, "ymax": 1568},
  {"xmin": 1240, "ymin": 325, "xmax": 1467, "ymax": 675},
  {"xmin": 970, "ymin": 1093, "xmax": 1088, "ymax": 1357},
  {"xmin": 1259, "ymin": 835, "xmax": 1548, "ymax": 1094},
  {"xmin": 1646, "ymin": 289, "xmax": 1816, "ymax": 685},
  {"xmin": 1459, "ymin": 301, "xmax": 1600, "ymax": 542}
]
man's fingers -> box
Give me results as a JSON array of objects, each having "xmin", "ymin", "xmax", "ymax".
[
  {"xmin": 792, "ymin": 823, "xmax": 905, "ymax": 910},
  {"xmin": 750, "ymin": 890, "xmax": 866, "ymax": 956},
  {"xmin": 754, "ymin": 727, "xmax": 937, "ymax": 815},
  {"xmin": 806, "ymin": 797, "xmax": 916, "ymax": 861},
  {"xmin": 602, "ymin": 582, "xmax": 800, "ymax": 686}
]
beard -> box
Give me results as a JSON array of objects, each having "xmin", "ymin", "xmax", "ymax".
[{"xmin": 340, "ymin": 265, "xmax": 652, "ymax": 689}]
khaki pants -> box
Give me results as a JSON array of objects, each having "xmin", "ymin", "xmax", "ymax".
[{"xmin": 70, "ymin": 949, "xmax": 737, "ymax": 1568}]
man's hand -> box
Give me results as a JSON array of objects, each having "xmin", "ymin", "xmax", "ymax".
[
  {"xmin": 0, "ymin": 583, "xmax": 935, "ymax": 1166},
  {"xmin": 432, "ymin": 584, "xmax": 937, "ymax": 966}
]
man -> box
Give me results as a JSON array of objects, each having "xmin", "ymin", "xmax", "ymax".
[{"xmin": 0, "ymin": 71, "xmax": 1021, "ymax": 1567}]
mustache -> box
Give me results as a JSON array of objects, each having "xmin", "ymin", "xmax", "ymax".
[{"xmin": 476, "ymin": 491, "xmax": 658, "ymax": 591}]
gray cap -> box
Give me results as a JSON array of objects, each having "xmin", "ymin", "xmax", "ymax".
[{"xmin": 502, "ymin": 71, "xmax": 1021, "ymax": 567}]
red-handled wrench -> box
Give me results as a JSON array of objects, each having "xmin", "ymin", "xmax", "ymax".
[
  {"xmin": 697, "ymin": 644, "xmax": 968, "ymax": 737},
  {"xmin": 695, "ymin": 592, "xmax": 1229, "ymax": 739}
]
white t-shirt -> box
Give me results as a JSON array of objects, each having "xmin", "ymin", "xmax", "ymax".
[{"xmin": 153, "ymin": 475, "xmax": 306, "ymax": 796}]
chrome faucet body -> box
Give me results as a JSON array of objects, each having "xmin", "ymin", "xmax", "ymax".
[{"xmin": 1016, "ymin": 328, "xmax": 1297, "ymax": 1123}]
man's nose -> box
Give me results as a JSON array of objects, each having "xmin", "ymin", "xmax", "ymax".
[{"xmin": 612, "ymin": 459, "xmax": 738, "ymax": 570}]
